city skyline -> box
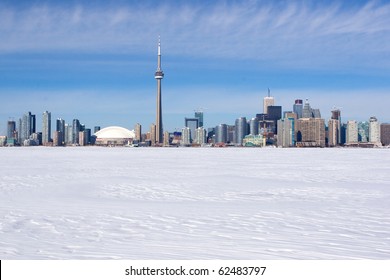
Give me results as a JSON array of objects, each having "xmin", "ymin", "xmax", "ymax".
[{"xmin": 1, "ymin": 0, "xmax": 390, "ymax": 135}]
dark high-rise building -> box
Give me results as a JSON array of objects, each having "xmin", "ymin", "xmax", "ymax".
[
  {"xmin": 94, "ymin": 126, "xmax": 101, "ymax": 133},
  {"xmin": 185, "ymin": 117, "xmax": 199, "ymax": 143},
  {"xmin": 56, "ymin": 118, "xmax": 65, "ymax": 136},
  {"xmin": 72, "ymin": 119, "xmax": 81, "ymax": 144},
  {"xmin": 267, "ymin": 106, "xmax": 282, "ymax": 121},
  {"xmin": 194, "ymin": 110, "xmax": 204, "ymax": 127},
  {"xmin": 293, "ymin": 99, "xmax": 303, "ymax": 119},
  {"xmin": 235, "ymin": 117, "xmax": 247, "ymax": 145},
  {"xmin": 331, "ymin": 109, "xmax": 341, "ymax": 144},
  {"xmin": 7, "ymin": 120, "xmax": 16, "ymax": 139},
  {"xmin": 155, "ymin": 37, "xmax": 164, "ymax": 144},
  {"xmin": 381, "ymin": 123, "xmax": 390, "ymax": 146}
]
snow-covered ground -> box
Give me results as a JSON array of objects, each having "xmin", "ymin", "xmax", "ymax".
[{"xmin": 0, "ymin": 147, "xmax": 389, "ymax": 259}]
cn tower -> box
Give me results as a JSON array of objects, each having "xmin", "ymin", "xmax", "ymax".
[{"xmin": 155, "ymin": 37, "xmax": 164, "ymax": 144}]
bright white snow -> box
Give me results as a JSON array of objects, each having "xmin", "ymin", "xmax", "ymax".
[{"xmin": 0, "ymin": 147, "xmax": 389, "ymax": 259}]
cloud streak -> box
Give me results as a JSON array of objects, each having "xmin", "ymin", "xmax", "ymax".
[{"xmin": 0, "ymin": 1, "xmax": 389, "ymax": 70}]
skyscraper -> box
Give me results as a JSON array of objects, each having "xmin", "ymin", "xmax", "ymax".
[
  {"xmin": 380, "ymin": 123, "xmax": 390, "ymax": 146},
  {"xmin": 7, "ymin": 120, "xmax": 16, "ymax": 139},
  {"xmin": 155, "ymin": 37, "xmax": 164, "ymax": 144},
  {"xmin": 263, "ymin": 89, "xmax": 274, "ymax": 114},
  {"xmin": 369, "ymin": 116, "xmax": 381, "ymax": 145},
  {"xmin": 134, "ymin": 123, "xmax": 142, "ymax": 142},
  {"xmin": 42, "ymin": 111, "xmax": 51, "ymax": 145},
  {"xmin": 215, "ymin": 124, "xmax": 228, "ymax": 144},
  {"xmin": 346, "ymin": 120, "xmax": 358, "ymax": 144},
  {"xmin": 293, "ymin": 99, "xmax": 303, "ymax": 119},
  {"xmin": 235, "ymin": 117, "xmax": 248, "ymax": 145},
  {"xmin": 277, "ymin": 118, "xmax": 295, "ymax": 147},
  {"xmin": 72, "ymin": 119, "xmax": 81, "ymax": 144},
  {"xmin": 181, "ymin": 127, "xmax": 191, "ymax": 146},
  {"xmin": 194, "ymin": 110, "xmax": 204, "ymax": 127}
]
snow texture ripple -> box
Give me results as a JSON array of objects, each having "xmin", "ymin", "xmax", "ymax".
[{"xmin": 0, "ymin": 147, "xmax": 389, "ymax": 259}]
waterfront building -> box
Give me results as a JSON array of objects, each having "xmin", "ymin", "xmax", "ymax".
[
  {"xmin": 134, "ymin": 123, "xmax": 142, "ymax": 141},
  {"xmin": 181, "ymin": 127, "xmax": 191, "ymax": 146},
  {"xmin": 277, "ymin": 118, "xmax": 295, "ymax": 147},
  {"xmin": 346, "ymin": 120, "xmax": 358, "ymax": 144},
  {"xmin": 7, "ymin": 120, "xmax": 16, "ymax": 141},
  {"xmin": 331, "ymin": 109, "xmax": 341, "ymax": 144},
  {"xmin": 369, "ymin": 116, "xmax": 381, "ymax": 145},
  {"xmin": 53, "ymin": 131, "xmax": 63, "ymax": 146},
  {"xmin": 328, "ymin": 119, "xmax": 340, "ymax": 147},
  {"xmin": 155, "ymin": 37, "xmax": 164, "ymax": 144},
  {"xmin": 380, "ymin": 123, "xmax": 390, "ymax": 146},
  {"xmin": 235, "ymin": 117, "xmax": 248, "ymax": 145},
  {"xmin": 163, "ymin": 131, "xmax": 170, "ymax": 146},
  {"xmin": 19, "ymin": 112, "xmax": 36, "ymax": 144},
  {"xmin": 150, "ymin": 124, "xmax": 156, "ymax": 145},
  {"xmin": 42, "ymin": 111, "xmax": 51, "ymax": 145},
  {"xmin": 296, "ymin": 118, "xmax": 325, "ymax": 147},
  {"xmin": 215, "ymin": 124, "xmax": 228, "ymax": 144},
  {"xmin": 195, "ymin": 127, "xmax": 207, "ymax": 145},
  {"xmin": 72, "ymin": 119, "xmax": 81, "ymax": 144},
  {"xmin": 243, "ymin": 134, "xmax": 266, "ymax": 147},
  {"xmin": 249, "ymin": 117, "xmax": 259, "ymax": 136}
]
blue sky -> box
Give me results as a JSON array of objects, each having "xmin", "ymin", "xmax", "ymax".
[{"xmin": 0, "ymin": 0, "xmax": 389, "ymax": 134}]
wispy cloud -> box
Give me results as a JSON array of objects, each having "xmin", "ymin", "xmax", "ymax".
[{"xmin": 1, "ymin": 1, "xmax": 389, "ymax": 70}]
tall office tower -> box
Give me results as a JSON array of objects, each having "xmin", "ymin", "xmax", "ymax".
[
  {"xmin": 42, "ymin": 111, "xmax": 51, "ymax": 145},
  {"xmin": 358, "ymin": 121, "xmax": 369, "ymax": 142},
  {"xmin": 195, "ymin": 127, "xmax": 207, "ymax": 145},
  {"xmin": 296, "ymin": 118, "xmax": 325, "ymax": 147},
  {"xmin": 328, "ymin": 119, "xmax": 339, "ymax": 147},
  {"xmin": 185, "ymin": 117, "xmax": 199, "ymax": 143},
  {"xmin": 194, "ymin": 110, "xmax": 204, "ymax": 127},
  {"xmin": 346, "ymin": 120, "xmax": 358, "ymax": 144},
  {"xmin": 215, "ymin": 124, "xmax": 228, "ymax": 144},
  {"xmin": 94, "ymin": 126, "xmax": 101, "ymax": 133},
  {"xmin": 302, "ymin": 99, "xmax": 312, "ymax": 118},
  {"xmin": 235, "ymin": 117, "xmax": 248, "ymax": 145},
  {"xmin": 181, "ymin": 127, "xmax": 191, "ymax": 146},
  {"xmin": 293, "ymin": 99, "xmax": 303, "ymax": 119},
  {"xmin": 380, "ymin": 123, "xmax": 390, "ymax": 146},
  {"xmin": 331, "ymin": 109, "xmax": 341, "ymax": 144},
  {"xmin": 369, "ymin": 116, "xmax": 381, "ymax": 145},
  {"xmin": 263, "ymin": 89, "xmax": 274, "ymax": 114},
  {"xmin": 267, "ymin": 106, "xmax": 282, "ymax": 134},
  {"xmin": 249, "ymin": 117, "xmax": 259, "ymax": 135},
  {"xmin": 312, "ymin": 109, "xmax": 321, "ymax": 118},
  {"xmin": 56, "ymin": 118, "xmax": 65, "ymax": 133},
  {"xmin": 277, "ymin": 118, "xmax": 295, "ymax": 147},
  {"xmin": 155, "ymin": 37, "xmax": 164, "ymax": 144},
  {"xmin": 19, "ymin": 112, "xmax": 36, "ymax": 144},
  {"xmin": 150, "ymin": 124, "xmax": 156, "ymax": 145},
  {"xmin": 72, "ymin": 119, "xmax": 81, "ymax": 144},
  {"xmin": 7, "ymin": 120, "xmax": 16, "ymax": 139},
  {"xmin": 134, "ymin": 123, "xmax": 142, "ymax": 141}
]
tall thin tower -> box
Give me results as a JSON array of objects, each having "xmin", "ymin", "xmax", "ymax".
[{"xmin": 155, "ymin": 36, "xmax": 164, "ymax": 144}]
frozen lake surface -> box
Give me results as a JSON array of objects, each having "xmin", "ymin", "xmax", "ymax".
[{"xmin": 0, "ymin": 147, "xmax": 389, "ymax": 259}]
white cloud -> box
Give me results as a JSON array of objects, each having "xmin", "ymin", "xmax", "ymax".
[{"xmin": 0, "ymin": 1, "xmax": 389, "ymax": 70}]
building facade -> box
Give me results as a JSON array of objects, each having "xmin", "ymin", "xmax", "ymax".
[
  {"xmin": 42, "ymin": 111, "xmax": 51, "ymax": 145},
  {"xmin": 296, "ymin": 118, "xmax": 325, "ymax": 147},
  {"xmin": 346, "ymin": 120, "xmax": 358, "ymax": 144}
]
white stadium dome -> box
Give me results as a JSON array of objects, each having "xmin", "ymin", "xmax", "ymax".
[{"xmin": 94, "ymin": 126, "xmax": 135, "ymax": 146}]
